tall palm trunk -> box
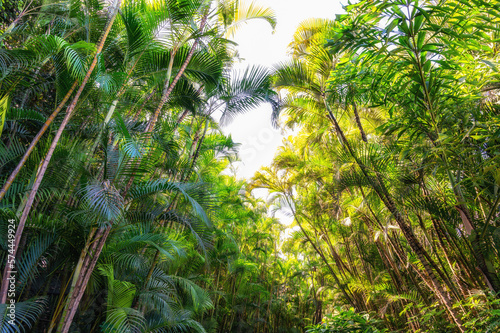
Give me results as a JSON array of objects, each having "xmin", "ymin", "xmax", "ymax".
[
  {"xmin": 351, "ymin": 99, "xmax": 367, "ymax": 143},
  {"xmin": 0, "ymin": 0, "xmax": 122, "ymax": 304},
  {"xmin": 47, "ymin": 227, "xmax": 96, "ymax": 333},
  {"xmin": 145, "ymin": 13, "xmax": 208, "ymax": 133},
  {"xmin": 122, "ymin": 12, "xmax": 209, "ymax": 197},
  {"xmin": 0, "ymin": 80, "xmax": 78, "ymax": 201},
  {"xmin": 56, "ymin": 227, "xmax": 111, "ymax": 333}
]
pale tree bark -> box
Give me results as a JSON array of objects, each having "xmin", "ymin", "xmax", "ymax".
[
  {"xmin": 55, "ymin": 227, "xmax": 111, "ymax": 333},
  {"xmin": 0, "ymin": 80, "xmax": 78, "ymax": 201},
  {"xmin": 46, "ymin": 227, "xmax": 96, "ymax": 333},
  {"xmin": 0, "ymin": 0, "xmax": 122, "ymax": 304},
  {"xmin": 351, "ymin": 100, "xmax": 367, "ymax": 143},
  {"xmin": 145, "ymin": 14, "xmax": 208, "ymax": 133},
  {"xmin": 122, "ymin": 12, "xmax": 209, "ymax": 197}
]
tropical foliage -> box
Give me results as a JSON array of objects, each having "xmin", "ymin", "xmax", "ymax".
[
  {"xmin": 2, "ymin": 0, "xmax": 500, "ymax": 332},
  {"xmin": 252, "ymin": 0, "xmax": 500, "ymax": 332}
]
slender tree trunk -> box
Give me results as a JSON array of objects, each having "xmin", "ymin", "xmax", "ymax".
[
  {"xmin": 145, "ymin": 14, "xmax": 208, "ymax": 133},
  {"xmin": 132, "ymin": 88, "xmax": 157, "ymax": 122},
  {"xmin": 0, "ymin": 80, "xmax": 78, "ymax": 201},
  {"xmin": 351, "ymin": 101, "xmax": 367, "ymax": 142},
  {"xmin": 47, "ymin": 227, "xmax": 96, "ymax": 333},
  {"xmin": 57, "ymin": 227, "xmax": 111, "ymax": 332},
  {"xmin": 182, "ymin": 118, "xmax": 208, "ymax": 182},
  {"xmin": 176, "ymin": 108, "xmax": 190, "ymax": 125},
  {"xmin": 174, "ymin": 86, "xmax": 204, "ymax": 126},
  {"xmin": 287, "ymin": 198, "xmax": 358, "ymax": 308},
  {"xmin": 0, "ymin": 0, "xmax": 122, "ymax": 305}
]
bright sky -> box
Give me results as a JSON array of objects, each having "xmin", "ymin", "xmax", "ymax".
[{"xmin": 220, "ymin": 0, "xmax": 345, "ymax": 180}]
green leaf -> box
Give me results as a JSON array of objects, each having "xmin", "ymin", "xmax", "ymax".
[
  {"xmin": 413, "ymin": 14, "xmax": 425, "ymax": 33},
  {"xmin": 0, "ymin": 94, "xmax": 10, "ymax": 137},
  {"xmin": 416, "ymin": 31, "xmax": 426, "ymax": 50},
  {"xmin": 384, "ymin": 18, "xmax": 399, "ymax": 35},
  {"xmin": 480, "ymin": 59, "xmax": 498, "ymax": 72}
]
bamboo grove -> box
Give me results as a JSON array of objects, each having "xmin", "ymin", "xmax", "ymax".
[{"xmin": 2, "ymin": 0, "xmax": 500, "ymax": 332}]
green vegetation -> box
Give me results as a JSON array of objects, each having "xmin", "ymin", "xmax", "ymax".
[{"xmin": 1, "ymin": 0, "xmax": 500, "ymax": 332}]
